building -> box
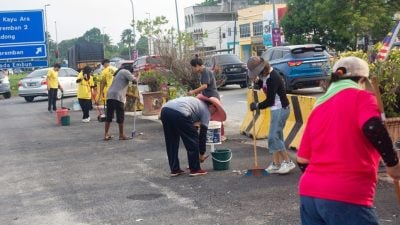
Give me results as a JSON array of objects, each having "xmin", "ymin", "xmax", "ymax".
[
  {"xmin": 184, "ymin": 0, "xmax": 287, "ymax": 59},
  {"xmin": 237, "ymin": 3, "xmax": 287, "ymax": 61}
]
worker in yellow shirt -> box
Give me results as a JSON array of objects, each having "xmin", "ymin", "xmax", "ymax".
[
  {"xmin": 98, "ymin": 59, "xmax": 116, "ymax": 104},
  {"xmin": 76, "ymin": 66, "xmax": 95, "ymax": 122},
  {"xmin": 46, "ymin": 63, "xmax": 63, "ymax": 113}
]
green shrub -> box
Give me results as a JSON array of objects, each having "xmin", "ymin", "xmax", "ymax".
[{"xmin": 9, "ymin": 74, "xmax": 26, "ymax": 96}]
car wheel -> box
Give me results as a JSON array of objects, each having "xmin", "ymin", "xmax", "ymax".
[
  {"xmin": 3, "ymin": 92, "xmax": 11, "ymax": 99},
  {"xmin": 24, "ymin": 96, "xmax": 34, "ymax": 102}
]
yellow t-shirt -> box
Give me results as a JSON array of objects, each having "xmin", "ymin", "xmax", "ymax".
[
  {"xmin": 77, "ymin": 72, "xmax": 94, "ymax": 100},
  {"xmin": 47, "ymin": 68, "xmax": 59, "ymax": 89},
  {"xmin": 101, "ymin": 66, "xmax": 116, "ymax": 100},
  {"xmin": 101, "ymin": 66, "xmax": 116, "ymax": 89}
]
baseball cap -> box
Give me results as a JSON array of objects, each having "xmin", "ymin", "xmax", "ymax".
[
  {"xmin": 333, "ymin": 56, "xmax": 373, "ymax": 91},
  {"xmin": 333, "ymin": 56, "xmax": 369, "ymax": 78}
]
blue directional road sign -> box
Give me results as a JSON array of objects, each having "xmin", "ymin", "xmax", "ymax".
[
  {"xmin": 0, "ymin": 60, "xmax": 48, "ymax": 69},
  {"xmin": 0, "ymin": 44, "xmax": 46, "ymax": 60},
  {"xmin": 0, "ymin": 10, "xmax": 45, "ymax": 45}
]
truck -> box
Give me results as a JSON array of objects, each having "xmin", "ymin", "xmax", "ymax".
[{"xmin": 67, "ymin": 41, "xmax": 104, "ymax": 71}]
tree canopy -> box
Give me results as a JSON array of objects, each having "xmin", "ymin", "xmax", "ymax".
[{"xmin": 280, "ymin": 0, "xmax": 400, "ymax": 51}]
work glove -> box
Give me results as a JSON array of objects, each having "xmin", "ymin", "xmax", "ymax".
[{"xmin": 250, "ymin": 102, "xmax": 258, "ymax": 111}]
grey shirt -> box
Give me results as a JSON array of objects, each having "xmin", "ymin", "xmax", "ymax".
[
  {"xmin": 163, "ymin": 97, "xmax": 210, "ymax": 126},
  {"xmin": 200, "ymin": 68, "xmax": 219, "ymax": 99},
  {"xmin": 106, "ymin": 69, "xmax": 135, "ymax": 103}
]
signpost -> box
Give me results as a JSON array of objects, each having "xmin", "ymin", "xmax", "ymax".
[
  {"xmin": 0, "ymin": 10, "xmax": 47, "ymax": 68},
  {"xmin": 0, "ymin": 60, "xmax": 48, "ymax": 69},
  {"xmin": 0, "ymin": 44, "xmax": 46, "ymax": 60},
  {"xmin": 0, "ymin": 10, "xmax": 45, "ymax": 45}
]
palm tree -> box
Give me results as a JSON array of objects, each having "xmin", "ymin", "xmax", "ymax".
[{"xmin": 121, "ymin": 29, "xmax": 134, "ymax": 59}]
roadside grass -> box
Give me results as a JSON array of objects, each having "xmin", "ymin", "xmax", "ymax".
[{"xmin": 9, "ymin": 74, "xmax": 26, "ymax": 96}]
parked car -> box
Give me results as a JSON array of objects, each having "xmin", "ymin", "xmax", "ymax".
[
  {"xmin": 119, "ymin": 55, "xmax": 168, "ymax": 76},
  {"xmin": 204, "ymin": 54, "xmax": 248, "ymax": 88},
  {"xmin": 261, "ymin": 44, "xmax": 331, "ymax": 91},
  {"xmin": 0, "ymin": 71, "xmax": 11, "ymax": 99},
  {"xmin": 18, "ymin": 67, "xmax": 79, "ymax": 102}
]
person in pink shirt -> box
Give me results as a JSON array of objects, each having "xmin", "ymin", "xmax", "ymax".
[{"xmin": 297, "ymin": 56, "xmax": 400, "ymax": 225}]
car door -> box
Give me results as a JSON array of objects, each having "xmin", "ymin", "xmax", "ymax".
[
  {"xmin": 65, "ymin": 68, "xmax": 78, "ymax": 96},
  {"xmin": 57, "ymin": 69, "xmax": 69, "ymax": 96}
]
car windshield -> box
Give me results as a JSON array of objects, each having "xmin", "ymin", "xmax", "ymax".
[
  {"xmin": 215, "ymin": 55, "xmax": 242, "ymax": 64},
  {"xmin": 146, "ymin": 57, "xmax": 163, "ymax": 65},
  {"xmin": 27, "ymin": 69, "xmax": 48, "ymax": 78}
]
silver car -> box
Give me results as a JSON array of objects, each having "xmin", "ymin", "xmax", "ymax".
[
  {"xmin": 0, "ymin": 71, "xmax": 11, "ymax": 99},
  {"xmin": 18, "ymin": 67, "xmax": 78, "ymax": 102}
]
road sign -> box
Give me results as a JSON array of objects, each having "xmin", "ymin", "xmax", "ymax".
[
  {"xmin": 0, "ymin": 10, "xmax": 45, "ymax": 45},
  {"xmin": 0, "ymin": 60, "xmax": 48, "ymax": 69},
  {"xmin": 0, "ymin": 44, "xmax": 46, "ymax": 60}
]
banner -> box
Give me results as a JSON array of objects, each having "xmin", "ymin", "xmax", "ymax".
[{"xmin": 263, "ymin": 10, "xmax": 274, "ymax": 47}]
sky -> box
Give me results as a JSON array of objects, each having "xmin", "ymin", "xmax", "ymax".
[{"xmin": 0, "ymin": 0, "xmax": 203, "ymax": 45}]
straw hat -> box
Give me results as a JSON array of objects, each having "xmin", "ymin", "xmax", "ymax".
[{"xmin": 196, "ymin": 94, "xmax": 227, "ymax": 122}]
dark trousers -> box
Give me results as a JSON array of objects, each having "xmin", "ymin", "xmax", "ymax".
[
  {"xmin": 48, "ymin": 88, "xmax": 58, "ymax": 111},
  {"xmin": 78, "ymin": 98, "xmax": 92, "ymax": 119},
  {"xmin": 300, "ymin": 196, "xmax": 379, "ymax": 225},
  {"xmin": 160, "ymin": 107, "xmax": 200, "ymax": 172}
]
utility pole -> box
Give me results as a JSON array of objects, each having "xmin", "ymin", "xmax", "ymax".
[
  {"xmin": 233, "ymin": 14, "xmax": 237, "ymax": 55},
  {"xmin": 146, "ymin": 12, "xmax": 151, "ymax": 55},
  {"xmin": 272, "ymin": 0, "xmax": 277, "ymax": 28},
  {"xmin": 129, "ymin": 0, "xmax": 136, "ymax": 59},
  {"xmin": 54, "ymin": 21, "xmax": 59, "ymax": 60},
  {"xmin": 175, "ymin": 0, "xmax": 182, "ymax": 58},
  {"xmin": 102, "ymin": 26, "xmax": 106, "ymax": 58},
  {"xmin": 44, "ymin": 4, "xmax": 50, "ymax": 65},
  {"xmin": 219, "ymin": 27, "xmax": 222, "ymax": 50}
]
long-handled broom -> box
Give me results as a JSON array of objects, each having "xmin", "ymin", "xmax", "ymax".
[{"xmin": 245, "ymin": 87, "xmax": 268, "ymax": 177}]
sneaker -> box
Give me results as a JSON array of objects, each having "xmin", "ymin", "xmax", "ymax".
[
  {"xmin": 265, "ymin": 162, "xmax": 280, "ymax": 174},
  {"xmin": 170, "ymin": 169, "xmax": 185, "ymax": 177},
  {"xmin": 189, "ymin": 169, "xmax": 208, "ymax": 177},
  {"xmin": 277, "ymin": 160, "xmax": 296, "ymax": 174},
  {"xmin": 82, "ymin": 118, "xmax": 90, "ymax": 123}
]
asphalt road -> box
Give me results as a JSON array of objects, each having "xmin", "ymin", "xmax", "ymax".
[{"xmin": 0, "ymin": 91, "xmax": 399, "ymax": 225}]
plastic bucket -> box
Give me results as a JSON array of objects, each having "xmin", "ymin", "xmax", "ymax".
[
  {"xmin": 56, "ymin": 108, "xmax": 69, "ymax": 125},
  {"xmin": 207, "ymin": 121, "xmax": 222, "ymax": 145},
  {"xmin": 61, "ymin": 116, "xmax": 70, "ymax": 126},
  {"xmin": 211, "ymin": 149, "xmax": 232, "ymax": 171}
]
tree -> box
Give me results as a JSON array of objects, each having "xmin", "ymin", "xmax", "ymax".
[
  {"xmin": 281, "ymin": 0, "xmax": 400, "ymax": 51},
  {"xmin": 136, "ymin": 36, "xmax": 149, "ymax": 56}
]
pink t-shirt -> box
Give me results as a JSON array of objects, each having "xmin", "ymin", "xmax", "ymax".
[{"xmin": 298, "ymin": 88, "xmax": 381, "ymax": 207}]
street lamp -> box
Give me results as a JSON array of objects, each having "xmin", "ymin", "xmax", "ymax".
[
  {"xmin": 174, "ymin": 0, "xmax": 182, "ymax": 58},
  {"xmin": 129, "ymin": 0, "xmax": 136, "ymax": 54},
  {"xmin": 44, "ymin": 4, "xmax": 50, "ymax": 65}
]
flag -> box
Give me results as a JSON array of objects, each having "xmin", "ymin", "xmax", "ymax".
[{"xmin": 376, "ymin": 20, "xmax": 400, "ymax": 61}]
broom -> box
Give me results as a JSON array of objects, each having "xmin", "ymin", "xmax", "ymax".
[
  {"xmin": 245, "ymin": 87, "xmax": 268, "ymax": 177},
  {"xmin": 371, "ymin": 76, "xmax": 400, "ymax": 205}
]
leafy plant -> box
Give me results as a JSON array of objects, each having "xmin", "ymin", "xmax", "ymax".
[
  {"xmin": 372, "ymin": 49, "xmax": 400, "ymax": 117},
  {"xmin": 140, "ymin": 70, "xmax": 167, "ymax": 92}
]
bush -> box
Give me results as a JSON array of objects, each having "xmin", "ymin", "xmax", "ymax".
[{"xmin": 140, "ymin": 70, "xmax": 168, "ymax": 92}]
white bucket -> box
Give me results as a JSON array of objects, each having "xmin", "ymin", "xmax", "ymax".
[{"xmin": 206, "ymin": 121, "xmax": 222, "ymax": 145}]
